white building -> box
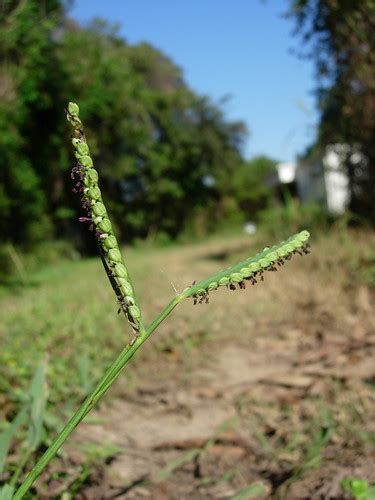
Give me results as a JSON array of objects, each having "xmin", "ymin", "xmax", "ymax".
[{"xmin": 276, "ymin": 145, "xmax": 354, "ymax": 215}]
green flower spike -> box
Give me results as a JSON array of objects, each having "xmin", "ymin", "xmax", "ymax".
[
  {"xmin": 14, "ymin": 102, "xmax": 312, "ymax": 500},
  {"xmin": 184, "ymin": 230, "xmax": 310, "ymax": 304},
  {"xmin": 66, "ymin": 102, "xmax": 143, "ymax": 337}
]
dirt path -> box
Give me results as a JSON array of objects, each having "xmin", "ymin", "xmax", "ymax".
[{"xmin": 71, "ymin": 317, "xmax": 375, "ymax": 498}]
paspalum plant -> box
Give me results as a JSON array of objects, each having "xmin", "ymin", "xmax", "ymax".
[{"xmin": 14, "ymin": 103, "xmax": 310, "ymax": 498}]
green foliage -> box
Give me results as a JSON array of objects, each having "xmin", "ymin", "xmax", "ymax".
[
  {"xmin": 27, "ymin": 361, "xmax": 48, "ymax": 451},
  {"xmin": 0, "ymin": 0, "xmax": 66, "ymax": 244},
  {"xmin": 341, "ymin": 478, "xmax": 375, "ymax": 500},
  {"xmin": 258, "ymin": 198, "xmax": 329, "ymax": 239},
  {"xmin": 0, "ymin": 240, "xmax": 78, "ymax": 286},
  {"xmin": 288, "ymin": 0, "xmax": 375, "ymax": 222},
  {"xmin": 228, "ymin": 155, "xmax": 277, "ymax": 216},
  {"xmin": 0, "ymin": 361, "xmax": 48, "ymax": 497},
  {"xmin": 0, "ymin": 408, "xmax": 28, "ymax": 477},
  {"xmin": 357, "ymin": 253, "xmax": 375, "ymax": 289},
  {"xmin": 1, "ymin": 2, "xmax": 248, "ymax": 248}
]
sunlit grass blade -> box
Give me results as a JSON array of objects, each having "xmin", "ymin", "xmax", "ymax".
[
  {"xmin": 27, "ymin": 360, "xmax": 48, "ymax": 450},
  {"xmin": 0, "ymin": 484, "xmax": 15, "ymax": 500},
  {"xmin": 0, "ymin": 407, "xmax": 28, "ymax": 475}
]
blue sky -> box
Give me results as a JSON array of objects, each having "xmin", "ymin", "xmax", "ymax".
[{"xmin": 69, "ymin": 0, "xmax": 318, "ymax": 163}]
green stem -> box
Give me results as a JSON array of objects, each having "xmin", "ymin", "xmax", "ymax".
[{"xmin": 14, "ymin": 294, "xmax": 183, "ymax": 499}]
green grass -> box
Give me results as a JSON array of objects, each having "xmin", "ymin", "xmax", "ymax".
[
  {"xmin": 1, "ymin": 256, "xmax": 125, "ymax": 405},
  {"xmin": 0, "ymin": 227, "xmax": 270, "ymax": 409}
]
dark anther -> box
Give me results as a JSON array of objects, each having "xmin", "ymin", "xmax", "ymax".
[
  {"xmin": 239, "ymin": 281, "xmax": 246, "ymax": 289},
  {"xmin": 71, "ymin": 165, "xmax": 84, "ymax": 180},
  {"xmin": 117, "ymin": 297, "xmax": 127, "ymax": 316},
  {"xmin": 303, "ymin": 244, "xmax": 311, "ymax": 254},
  {"xmin": 205, "ymin": 296, "xmax": 209, "ymax": 304},
  {"xmin": 229, "ymin": 283, "xmax": 236, "ymax": 290}
]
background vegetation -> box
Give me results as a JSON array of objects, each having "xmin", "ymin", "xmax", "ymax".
[
  {"xmin": 1, "ymin": 1, "xmax": 373, "ymax": 264},
  {"xmin": 288, "ymin": 0, "xmax": 375, "ymax": 221},
  {"xmin": 0, "ymin": 0, "xmax": 374, "ymax": 498},
  {"xmin": 1, "ymin": 0, "xmax": 278, "ymax": 253}
]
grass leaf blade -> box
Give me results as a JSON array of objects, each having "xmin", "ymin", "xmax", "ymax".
[
  {"xmin": 0, "ymin": 407, "xmax": 28, "ymax": 475},
  {"xmin": 27, "ymin": 360, "xmax": 48, "ymax": 450},
  {"xmin": 0, "ymin": 484, "xmax": 15, "ymax": 500}
]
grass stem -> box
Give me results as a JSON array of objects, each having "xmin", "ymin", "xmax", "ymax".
[{"xmin": 14, "ymin": 294, "xmax": 183, "ymax": 499}]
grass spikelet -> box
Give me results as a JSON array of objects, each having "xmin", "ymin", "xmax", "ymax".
[
  {"xmin": 14, "ymin": 102, "xmax": 312, "ymax": 499},
  {"xmin": 66, "ymin": 102, "xmax": 143, "ymax": 336},
  {"xmin": 186, "ymin": 230, "xmax": 310, "ymax": 303}
]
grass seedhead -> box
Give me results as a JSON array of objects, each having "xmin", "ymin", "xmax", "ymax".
[
  {"xmin": 66, "ymin": 102, "xmax": 144, "ymax": 337},
  {"xmin": 13, "ymin": 103, "xmax": 312, "ymax": 499},
  {"xmin": 186, "ymin": 230, "xmax": 310, "ymax": 304}
]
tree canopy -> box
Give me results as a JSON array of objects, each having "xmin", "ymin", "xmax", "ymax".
[
  {"xmin": 0, "ymin": 0, "xmax": 252, "ymax": 249},
  {"xmin": 288, "ymin": 0, "xmax": 375, "ymax": 221}
]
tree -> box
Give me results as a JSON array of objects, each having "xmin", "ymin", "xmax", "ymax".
[
  {"xmin": 288, "ymin": 0, "xmax": 375, "ymax": 221},
  {"xmin": 57, "ymin": 20, "xmax": 247, "ymax": 240},
  {"xmin": 0, "ymin": 0, "xmax": 67, "ymax": 243},
  {"xmin": 228, "ymin": 156, "xmax": 277, "ymax": 217},
  {"xmin": 0, "ymin": 3, "xmax": 247, "ymax": 248}
]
